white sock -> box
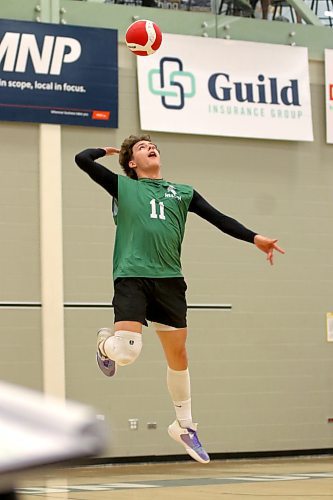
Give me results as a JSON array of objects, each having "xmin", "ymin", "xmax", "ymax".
[{"xmin": 167, "ymin": 367, "xmax": 194, "ymax": 429}]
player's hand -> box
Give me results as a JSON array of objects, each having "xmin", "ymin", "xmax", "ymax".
[
  {"xmin": 254, "ymin": 234, "xmax": 285, "ymax": 265},
  {"xmin": 103, "ymin": 147, "xmax": 120, "ymax": 156}
]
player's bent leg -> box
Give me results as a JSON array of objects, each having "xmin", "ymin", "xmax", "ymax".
[
  {"xmin": 96, "ymin": 321, "xmax": 143, "ymax": 376},
  {"xmin": 104, "ymin": 330, "xmax": 142, "ymax": 366}
]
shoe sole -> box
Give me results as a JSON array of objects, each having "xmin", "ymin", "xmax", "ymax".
[
  {"xmin": 96, "ymin": 329, "xmax": 116, "ymax": 377},
  {"xmin": 96, "ymin": 353, "xmax": 116, "ymax": 377},
  {"xmin": 168, "ymin": 426, "xmax": 210, "ymax": 464}
]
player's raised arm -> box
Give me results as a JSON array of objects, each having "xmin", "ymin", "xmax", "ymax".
[
  {"xmin": 189, "ymin": 190, "xmax": 285, "ymax": 265},
  {"xmin": 74, "ymin": 147, "xmax": 120, "ymax": 198}
]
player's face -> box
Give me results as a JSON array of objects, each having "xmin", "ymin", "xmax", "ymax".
[{"xmin": 130, "ymin": 141, "xmax": 161, "ymax": 177}]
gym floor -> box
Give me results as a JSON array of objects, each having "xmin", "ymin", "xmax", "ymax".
[{"xmin": 16, "ymin": 456, "xmax": 333, "ymax": 500}]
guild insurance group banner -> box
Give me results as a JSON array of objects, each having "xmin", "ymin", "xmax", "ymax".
[
  {"xmin": 137, "ymin": 34, "xmax": 313, "ymax": 141},
  {"xmin": 325, "ymin": 49, "xmax": 333, "ymax": 143},
  {"xmin": 0, "ymin": 19, "xmax": 118, "ymax": 127}
]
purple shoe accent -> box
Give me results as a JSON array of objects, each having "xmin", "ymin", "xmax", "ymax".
[
  {"xmin": 180, "ymin": 429, "xmax": 210, "ymax": 463},
  {"xmin": 96, "ymin": 352, "xmax": 116, "ymax": 377}
]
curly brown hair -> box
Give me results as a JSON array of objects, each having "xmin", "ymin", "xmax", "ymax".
[{"xmin": 119, "ymin": 134, "xmax": 152, "ymax": 180}]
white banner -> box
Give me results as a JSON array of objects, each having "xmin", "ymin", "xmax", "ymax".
[
  {"xmin": 325, "ymin": 49, "xmax": 333, "ymax": 144},
  {"xmin": 137, "ymin": 34, "xmax": 313, "ymax": 142}
]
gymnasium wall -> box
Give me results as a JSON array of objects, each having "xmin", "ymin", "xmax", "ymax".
[
  {"xmin": 0, "ymin": 0, "xmax": 333, "ymax": 457},
  {"xmin": 0, "ymin": 122, "xmax": 42, "ymax": 390}
]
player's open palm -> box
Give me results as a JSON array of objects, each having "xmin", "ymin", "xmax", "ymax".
[
  {"xmin": 254, "ymin": 234, "xmax": 285, "ymax": 265},
  {"xmin": 104, "ymin": 147, "xmax": 120, "ymax": 156}
]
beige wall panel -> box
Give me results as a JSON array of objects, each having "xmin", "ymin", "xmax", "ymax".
[
  {"xmin": 62, "ymin": 128, "xmax": 115, "ymax": 302},
  {"xmin": 0, "ymin": 309, "xmax": 42, "ymax": 390},
  {"xmin": 64, "ymin": 309, "xmax": 168, "ymax": 456},
  {"xmin": 65, "ymin": 308, "xmax": 333, "ymax": 457},
  {"xmin": 0, "ymin": 122, "xmax": 40, "ymax": 302},
  {"xmin": 62, "ymin": 44, "xmax": 140, "ymax": 302}
]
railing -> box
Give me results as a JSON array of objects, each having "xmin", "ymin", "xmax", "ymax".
[
  {"xmin": 79, "ymin": 0, "xmax": 333, "ymax": 25},
  {"xmin": 0, "ymin": 302, "xmax": 232, "ymax": 310}
]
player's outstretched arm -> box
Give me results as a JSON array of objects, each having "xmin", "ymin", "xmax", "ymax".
[
  {"xmin": 254, "ymin": 234, "xmax": 285, "ymax": 265},
  {"xmin": 189, "ymin": 190, "xmax": 256, "ymax": 243},
  {"xmin": 74, "ymin": 147, "xmax": 119, "ymax": 198},
  {"xmin": 189, "ymin": 190, "xmax": 285, "ymax": 265}
]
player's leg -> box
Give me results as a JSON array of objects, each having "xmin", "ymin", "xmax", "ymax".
[
  {"xmin": 96, "ymin": 279, "xmax": 146, "ymax": 376},
  {"xmin": 156, "ymin": 326, "xmax": 191, "ymax": 425},
  {"xmin": 151, "ymin": 279, "xmax": 193, "ymax": 427},
  {"xmin": 100, "ymin": 320, "xmax": 143, "ymax": 366},
  {"xmin": 150, "ymin": 277, "xmax": 210, "ymax": 463},
  {"xmin": 97, "ymin": 321, "xmax": 143, "ymax": 374},
  {"xmin": 156, "ymin": 326, "xmax": 209, "ymax": 464}
]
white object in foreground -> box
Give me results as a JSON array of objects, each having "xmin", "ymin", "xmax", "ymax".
[{"xmin": 0, "ymin": 382, "xmax": 107, "ymax": 489}]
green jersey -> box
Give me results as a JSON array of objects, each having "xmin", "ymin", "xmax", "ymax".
[{"xmin": 113, "ymin": 175, "xmax": 194, "ymax": 280}]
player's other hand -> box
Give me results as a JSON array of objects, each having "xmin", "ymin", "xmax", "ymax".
[
  {"xmin": 104, "ymin": 147, "xmax": 120, "ymax": 156},
  {"xmin": 254, "ymin": 234, "xmax": 285, "ymax": 266}
]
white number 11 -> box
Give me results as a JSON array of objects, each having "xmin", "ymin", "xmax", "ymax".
[{"xmin": 150, "ymin": 199, "xmax": 166, "ymax": 220}]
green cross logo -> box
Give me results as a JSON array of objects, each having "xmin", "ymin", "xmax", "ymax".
[{"xmin": 148, "ymin": 57, "xmax": 196, "ymax": 110}]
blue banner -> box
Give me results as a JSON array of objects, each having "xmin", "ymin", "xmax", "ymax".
[{"xmin": 0, "ymin": 19, "xmax": 118, "ymax": 128}]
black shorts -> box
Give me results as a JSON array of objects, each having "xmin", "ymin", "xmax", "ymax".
[{"xmin": 112, "ymin": 277, "xmax": 187, "ymax": 328}]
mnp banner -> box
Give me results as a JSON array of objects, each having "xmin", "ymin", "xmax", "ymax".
[
  {"xmin": 325, "ymin": 49, "xmax": 333, "ymax": 144},
  {"xmin": 0, "ymin": 20, "xmax": 118, "ymax": 127},
  {"xmin": 137, "ymin": 34, "xmax": 313, "ymax": 141}
]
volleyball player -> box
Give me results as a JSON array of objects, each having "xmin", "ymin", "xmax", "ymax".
[{"xmin": 75, "ymin": 135, "xmax": 284, "ymax": 464}]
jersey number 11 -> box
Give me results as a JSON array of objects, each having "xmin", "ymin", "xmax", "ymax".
[{"xmin": 150, "ymin": 199, "xmax": 166, "ymax": 220}]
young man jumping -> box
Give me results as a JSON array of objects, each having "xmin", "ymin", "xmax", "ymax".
[{"xmin": 75, "ymin": 135, "xmax": 285, "ymax": 464}]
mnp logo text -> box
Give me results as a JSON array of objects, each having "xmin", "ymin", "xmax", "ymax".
[{"xmin": 148, "ymin": 57, "xmax": 195, "ymax": 110}]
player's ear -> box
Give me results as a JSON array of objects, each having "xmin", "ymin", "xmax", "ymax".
[{"xmin": 129, "ymin": 160, "xmax": 136, "ymax": 169}]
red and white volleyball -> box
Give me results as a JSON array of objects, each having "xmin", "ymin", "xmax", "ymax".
[{"xmin": 125, "ymin": 20, "xmax": 162, "ymax": 56}]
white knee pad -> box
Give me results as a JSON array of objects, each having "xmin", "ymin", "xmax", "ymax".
[{"xmin": 103, "ymin": 330, "xmax": 142, "ymax": 366}]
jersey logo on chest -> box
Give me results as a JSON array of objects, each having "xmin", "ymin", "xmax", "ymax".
[{"xmin": 164, "ymin": 184, "xmax": 182, "ymax": 201}]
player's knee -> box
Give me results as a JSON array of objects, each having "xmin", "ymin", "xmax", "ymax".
[
  {"xmin": 104, "ymin": 330, "xmax": 142, "ymax": 366},
  {"xmin": 173, "ymin": 346, "xmax": 187, "ymax": 364}
]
